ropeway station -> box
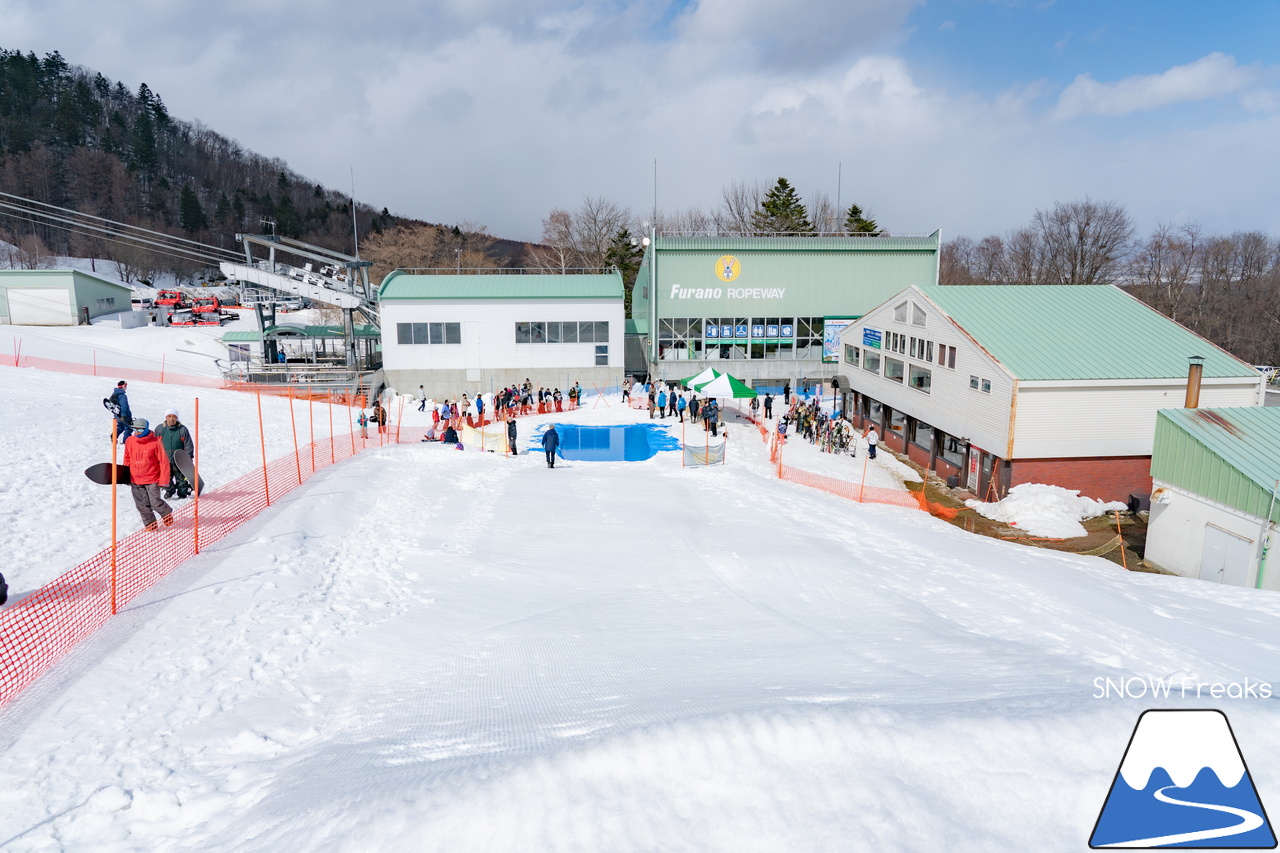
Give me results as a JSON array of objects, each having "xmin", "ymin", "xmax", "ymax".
[{"xmin": 219, "ymin": 232, "xmax": 383, "ymax": 391}]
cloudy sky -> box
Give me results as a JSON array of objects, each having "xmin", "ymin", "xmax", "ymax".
[{"xmin": 5, "ymin": 0, "xmax": 1279, "ymax": 242}]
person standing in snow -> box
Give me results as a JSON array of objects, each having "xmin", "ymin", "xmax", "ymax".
[
  {"xmin": 156, "ymin": 408, "xmax": 195, "ymax": 499},
  {"xmin": 657, "ymin": 387, "xmax": 667, "ymax": 419},
  {"xmin": 418, "ymin": 386, "xmax": 426, "ymax": 412},
  {"xmin": 108, "ymin": 380, "xmax": 132, "ymax": 443},
  {"xmin": 783, "ymin": 383, "xmax": 791, "ymax": 405},
  {"xmin": 689, "ymin": 396, "xmax": 700, "ymax": 424},
  {"xmin": 648, "ymin": 386, "xmax": 657, "ymax": 419},
  {"xmin": 667, "ymin": 390, "xmax": 678, "ymax": 418},
  {"xmin": 124, "ymin": 418, "xmax": 174, "ymax": 532},
  {"xmin": 358, "ymin": 409, "xmax": 369, "ymax": 439},
  {"xmin": 541, "ymin": 424, "xmax": 560, "ymax": 468},
  {"xmin": 676, "ymin": 394, "xmax": 687, "ymax": 423},
  {"xmin": 507, "ymin": 417, "xmax": 518, "ymax": 455},
  {"xmin": 864, "ymin": 424, "xmax": 879, "ymax": 459}
]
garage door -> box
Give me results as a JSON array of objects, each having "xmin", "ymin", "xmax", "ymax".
[{"xmin": 6, "ymin": 287, "xmax": 73, "ymax": 325}]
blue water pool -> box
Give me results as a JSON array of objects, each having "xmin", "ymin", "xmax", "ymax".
[{"xmin": 544, "ymin": 423, "xmax": 681, "ymax": 461}]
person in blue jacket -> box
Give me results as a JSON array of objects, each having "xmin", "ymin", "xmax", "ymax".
[
  {"xmin": 657, "ymin": 388, "xmax": 667, "ymax": 419},
  {"xmin": 542, "ymin": 424, "xmax": 560, "ymax": 468},
  {"xmin": 676, "ymin": 394, "xmax": 687, "ymax": 423},
  {"xmin": 108, "ymin": 380, "xmax": 132, "ymax": 443}
]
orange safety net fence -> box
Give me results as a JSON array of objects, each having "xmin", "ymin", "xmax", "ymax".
[{"xmin": 0, "ymin": 395, "xmax": 389, "ymax": 708}]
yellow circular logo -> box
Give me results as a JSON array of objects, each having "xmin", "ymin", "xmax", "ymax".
[{"xmin": 716, "ymin": 255, "xmax": 741, "ymax": 282}]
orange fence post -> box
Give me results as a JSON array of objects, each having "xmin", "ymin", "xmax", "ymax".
[
  {"xmin": 289, "ymin": 389, "xmax": 302, "ymax": 484},
  {"xmin": 257, "ymin": 390, "xmax": 271, "ymax": 507},
  {"xmin": 347, "ymin": 403, "xmax": 356, "ymax": 456},
  {"xmin": 1114, "ymin": 510, "xmax": 1128, "ymax": 571},
  {"xmin": 330, "ymin": 396, "xmax": 336, "ymax": 463},
  {"xmin": 395, "ymin": 397, "xmax": 404, "ymax": 444},
  {"xmin": 160, "ymin": 353, "xmax": 166, "ymax": 384},
  {"xmin": 193, "ymin": 398, "xmax": 200, "ymax": 555},
  {"xmin": 858, "ymin": 454, "xmax": 868, "ymax": 502},
  {"xmin": 110, "ymin": 420, "xmax": 119, "ymax": 615},
  {"xmin": 308, "ymin": 394, "xmax": 316, "ymax": 474},
  {"xmin": 93, "ymin": 350, "xmax": 97, "ymax": 376}
]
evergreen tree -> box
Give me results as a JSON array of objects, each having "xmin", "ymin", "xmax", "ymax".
[
  {"xmin": 130, "ymin": 109, "xmax": 157, "ymax": 172},
  {"xmin": 604, "ymin": 227, "xmax": 645, "ymax": 315},
  {"xmin": 179, "ymin": 184, "xmax": 207, "ymax": 233},
  {"xmin": 751, "ymin": 178, "xmax": 813, "ymax": 235},
  {"xmin": 844, "ymin": 204, "xmax": 879, "ymax": 235}
]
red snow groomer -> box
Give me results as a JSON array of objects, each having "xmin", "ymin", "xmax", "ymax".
[{"xmin": 155, "ymin": 289, "xmax": 189, "ymax": 309}]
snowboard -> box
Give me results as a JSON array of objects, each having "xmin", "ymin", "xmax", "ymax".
[
  {"xmin": 85, "ymin": 462, "xmax": 133, "ymax": 485},
  {"xmin": 173, "ymin": 450, "xmax": 205, "ymax": 496}
]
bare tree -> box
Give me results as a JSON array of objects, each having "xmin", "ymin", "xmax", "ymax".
[
  {"xmin": 807, "ymin": 192, "xmax": 841, "ymax": 234},
  {"xmin": 362, "ymin": 222, "xmax": 501, "ymax": 281},
  {"xmin": 653, "ymin": 206, "xmax": 716, "ymax": 236},
  {"xmin": 714, "ymin": 180, "xmax": 763, "ymax": 236},
  {"xmin": 1032, "ymin": 198, "xmax": 1135, "ymax": 285},
  {"xmin": 1125, "ymin": 223, "xmax": 1202, "ymax": 322},
  {"xmin": 528, "ymin": 198, "xmax": 632, "ymax": 271}
]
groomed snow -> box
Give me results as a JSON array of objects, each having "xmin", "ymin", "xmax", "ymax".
[{"xmin": 0, "ymin": 360, "xmax": 1278, "ymax": 851}]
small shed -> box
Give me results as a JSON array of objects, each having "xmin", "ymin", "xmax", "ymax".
[
  {"xmin": 0, "ymin": 269, "xmax": 134, "ymax": 325},
  {"xmin": 1146, "ymin": 406, "xmax": 1280, "ymax": 591}
]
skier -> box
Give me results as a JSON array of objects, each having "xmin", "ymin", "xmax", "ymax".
[
  {"xmin": 507, "ymin": 417, "xmax": 518, "ymax": 455},
  {"xmin": 864, "ymin": 424, "xmax": 879, "ymax": 460},
  {"xmin": 123, "ymin": 418, "xmax": 174, "ymax": 532},
  {"xmin": 156, "ymin": 408, "xmax": 195, "ymax": 499},
  {"xmin": 107, "ymin": 380, "xmax": 132, "ymax": 443},
  {"xmin": 542, "ymin": 424, "xmax": 560, "ymax": 468}
]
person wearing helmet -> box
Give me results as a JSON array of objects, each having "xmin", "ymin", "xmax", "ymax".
[{"xmin": 123, "ymin": 417, "xmax": 174, "ymax": 532}]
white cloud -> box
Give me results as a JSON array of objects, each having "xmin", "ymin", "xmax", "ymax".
[{"xmin": 1051, "ymin": 52, "xmax": 1260, "ymax": 120}]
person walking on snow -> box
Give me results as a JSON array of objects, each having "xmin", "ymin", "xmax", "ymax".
[
  {"xmin": 124, "ymin": 418, "xmax": 174, "ymax": 532},
  {"xmin": 676, "ymin": 394, "xmax": 687, "ymax": 423},
  {"xmin": 156, "ymin": 408, "xmax": 195, "ymax": 499},
  {"xmin": 418, "ymin": 386, "xmax": 426, "ymax": 412},
  {"xmin": 657, "ymin": 388, "xmax": 667, "ymax": 419},
  {"xmin": 373, "ymin": 400, "xmax": 388, "ymax": 434},
  {"xmin": 507, "ymin": 417, "xmax": 518, "ymax": 455},
  {"xmin": 542, "ymin": 424, "xmax": 560, "ymax": 468},
  {"xmin": 108, "ymin": 380, "xmax": 132, "ymax": 443},
  {"xmin": 763, "ymin": 393, "xmax": 773, "ymax": 420},
  {"xmin": 864, "ymin": 424, "xmax": 879, "ymax": 459}
]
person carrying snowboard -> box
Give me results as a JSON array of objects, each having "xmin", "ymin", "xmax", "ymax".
[
  {"xmin": 123, "ymin": 418, "xmax": 174, "ymax": 532},
  {"xmin": 107, "ymin": 381, "xmax": 132, "ymax": 444},
  {"xmin": 156, "ymin": 408, "xmax": 195, "ymax": 499}
]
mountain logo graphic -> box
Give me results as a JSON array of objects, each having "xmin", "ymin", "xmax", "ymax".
[{"xmin": 1091, "ymin": 710, "xmax": 1276, "ymax": 849}]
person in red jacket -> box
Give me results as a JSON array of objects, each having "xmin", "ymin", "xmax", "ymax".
[{"xmin": 123, "ymin": 417, "xmax": 174, "ymax": 531}]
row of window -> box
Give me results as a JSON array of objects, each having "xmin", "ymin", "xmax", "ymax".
[
  {"xmin": 397, "ymin": 322, "xmax": 461, "ymax": 345},
  {"xmin": 892, "ymin": 300, "xmax": 927, "ymax": 327},
  {"xmin": 516, "ymin": 321, "xmax": 610, "ymax": 344},
  {"xmin": 846, "ymin": 343, "xmax": 995, "ymax": 396},
  {"xmin": 879, "ymin": 333, "xmax": 957, "ymax": 369},
  {"xmin": 659, "ymin": 317, "xmax": 825, "ymax": 340}
]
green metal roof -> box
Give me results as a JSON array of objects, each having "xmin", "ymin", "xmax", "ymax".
[
  {"xmin": 918, "ymin": 284, "xmax": 1259, "ymax": 381},
  {"xmin": 379, "ymin": 271, "xmax": 623, "ymax": 301},
  {"xmin": 1152, "ymin": 407, "xmax": 1280, "ymax": 522},
  {"xmin": 625, "ymin": 319, "xmax": 648, "ymax": 335},
  {"xmin": 222, "ymin": 330, "xmax": 261, "ymax": 342},
  {"xmin": 651, "ymin": 233, "xmax": 940, "ymax": 252}
]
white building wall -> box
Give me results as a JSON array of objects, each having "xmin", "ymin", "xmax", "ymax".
[
  {"xmin": 1013, "ymin": 380, "xmax": 1262, "ymax": 458},
  {"xmin": 1145, "ymin": 481, "xmax": 1277, "ymax": 591},
  {"xmin": 838, "ymin": 287, "xmax": 1014, "ymax": 455},
  {"xmin": 381, "ymin": 297, "xmax": 624, "ymax": 372}
]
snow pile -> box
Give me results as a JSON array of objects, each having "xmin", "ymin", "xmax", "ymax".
[{"xmin": 965, "ymin": 483, "xmax": 1128, "ymax": 538}]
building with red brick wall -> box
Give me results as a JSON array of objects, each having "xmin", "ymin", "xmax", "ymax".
[{"xmin": 833, "ymin": 285, "xmax": 1265, "ymax": 502}]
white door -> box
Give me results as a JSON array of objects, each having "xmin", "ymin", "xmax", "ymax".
[
  {"xmin": 7, "ymin": 287, "xmax": 73, "ymax": 325},
  {"xmin": 1199, "ymin": 525, "xmax": 1253, "ymax": 587}
]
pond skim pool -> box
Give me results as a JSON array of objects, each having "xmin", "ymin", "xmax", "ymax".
[{"xmin": 546, "ymin": 424, "xmax": 682, "ymax": 461}]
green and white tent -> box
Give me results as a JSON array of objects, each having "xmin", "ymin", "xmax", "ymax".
[
  {"xmin": 681, "ymin": 367, "xmax": 721, "ymax": 389},
  {"xmin": 694, "ymin": 372, "xmax": 758, "ymax": 398}
]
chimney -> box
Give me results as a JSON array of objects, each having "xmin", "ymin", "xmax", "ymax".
[{"xmin": 1185, "ymin": 356, "xmax": 1205, "ymax": 408}]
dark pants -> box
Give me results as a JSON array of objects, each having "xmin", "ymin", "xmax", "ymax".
[
  {"xmin": 131, "ymin": 483, "xmax": 173, "ymax": 526},
  {"xmin": 545, "ymin": 448, "xmax": 556, "ymax": 467},
  {"xmin": 868, "ymin": 444, "xmax": 877, "ymax": 459},
  {"xmin": 764, "ymin": 405, "xmax": 772, "ymax": 419},
  {"xmin": 509, "ymin": 433, "xmax": 518, "ymax": 454}
]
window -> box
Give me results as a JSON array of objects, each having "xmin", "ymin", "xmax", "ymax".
[
  {"xmin": 531, "ymin": 322, "xmax": 546, "ymax": 344},
  {"xmin": 909, "ymin": 337, "xmax": 918, "ymax": 359},
  {"xmin": 516, "ymin": 322, "xmax": 531, "ymax": 343},
  {"xmin": 925, "ymin": 341, "xmax": 934, "ymax": 363},
  {"xmin": 595, "ymin": 345, "xmax": 608, "ymax": 366},
  {"xmin": 910, "ymin": 419, "xmax": 933, "ymax": 451},
  {"xmin": 592, "ymin": 321, "xmax": 608, "ymax": 342},
  {"xmin": 909, "ymin": 364, "xmax": 931, "ymax": 393},
  {"xmin": 981, "ymin": 378, "xmax": 992, "ymax": 393},
  {"xmin": 884, "ymin": 357, "xmax": 905, "ymax": 383},
  {"xmin": 864, "ymin": 350, "xmax": 881, "ymax": 374},
  {"xmin": 844, "ymin": 343, "xmax": 860, "ymax": 367},
  {"xmin": 893, "ymin": 301, "xmax": 908, "ymax": 323},
  {"xmin": 398, "ymin": 322, "xmax": 460, "ymax": 345},
  {"xmin": 562, "ymin": 322, "xmax": 578, "ymax": 343},
  {"xmin": 970, "ymin": 375, "xmax": 980, "ymax": 390},
  {"xmin": 912, "ymin": 303, "xmax": 927, "ymax": 326},
  {"xmin": 546, "ymin": 321, "xmax": 561, "ymax": 343},
  {"xmin": 949, "ymin": 347, "xmax": 956, "ymax": 369},
  {"xmin": 96, "ymin": 297, "xmax": 116, "ymax": 310}
]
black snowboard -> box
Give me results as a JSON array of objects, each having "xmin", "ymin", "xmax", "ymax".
[
  {"xmin": 85, "ymin": 462, "xmax": 132, "ymax": 485},
  {"xmin": 173, "ymin": 450, "xmax": 205, "ymax": 496}
]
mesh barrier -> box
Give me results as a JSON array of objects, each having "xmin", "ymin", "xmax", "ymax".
[
  {"xmin": 5, "ymin": 352, "xmax": 228, "ymax": 389},
  {"xmin": 683, "ymin": 444, "xmax": 726, "ymax": 466},
  {"xmin": 0, "ymin": 392, "xmax": 389, "ymax": 708}
]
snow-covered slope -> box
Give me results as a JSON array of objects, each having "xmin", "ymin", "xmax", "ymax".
[{"xmin": 0, "ymin": 362, "xmax": 1277, "ymax": 851}]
